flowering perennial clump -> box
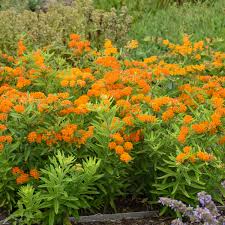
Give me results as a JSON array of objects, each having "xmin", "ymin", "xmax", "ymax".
[
  {"xmin": 159, "ymin": 190, "xmax": 225, "ymax": 225},
  {"xmin": 0, "ymin": 34, "xmax": 225, "ymax": 218}
]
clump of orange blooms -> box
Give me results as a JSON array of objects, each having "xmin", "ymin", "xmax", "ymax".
[
  {"xmin": 12, "ymin": 167, "xmax": 40, "ymax": 184},
  {"xmin": 176, "ymin": 146, "xmax": 214, "ymax": 164},
  {"xmin": 1, "ymin": 34, "xmax": 225, "ymax": 189},
  {"xmin": 68, "ymin": 34, "xmax": 91, "ymax": 54}
]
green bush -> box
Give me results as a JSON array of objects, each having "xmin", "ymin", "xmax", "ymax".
[
  {"xmin": 0, "ymin": 1, "xmax": 132, "ymax": 55},
  {"xmin": 6, "ymin": 152, "xmax": 101, "ymax": 225},
  {"xmin": 0, "ymin": 0, "xmax": 40, "ymax": 11}
]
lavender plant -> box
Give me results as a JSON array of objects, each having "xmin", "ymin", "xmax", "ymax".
[{"xmin": 159, "ymin": 189, "xmax": 225, "ymax": 225}]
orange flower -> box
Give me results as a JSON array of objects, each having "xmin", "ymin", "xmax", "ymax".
[
  {"xmin": 104, "ymin": 71, "xmax": 120, "ymax": 85},
  {"xmin": 111, "ymin": 133, "xmax": 124, "ymax": 145},
  {"xmin": 16, "ymin": 173, "xmax": 29, "ymax": 184},
  {"xmin": 116, "ymin": 100, "xmax": 131, "ymax": 110},
  {"xmin": 115, "ymin": 145, "xmax": 124, "ymax": 155},
  {"xmin": 17, "ymin": 39, "xmax": 26, "ymax": 56},
  {"xmin": 137, "ymin": 114, "xmax": 157, "ymax": 123},
  {"xmin": 162, "ymin": 109, "xmax": 174, "ymax": 122},
  {"xmin": 70, "ymin": 34, "xmax": 80, "ymax": 41},
  {"xmin": 76, "ymin": 80, "xmax": 86, "ymax": 87},
  {"xmin": 183, "ymin": 115, "xmax": 193, "ymax": 124},
  {"xmin": 163, "ymin": 40, "xmax": 170, "ymax": 46},
  {"xmin": 16, "ymin": 77, "xmax": 31, "ymax": 89},
  {"xmin": 30, "ymin": 169, "xmax": 40, "ymax": 180},
  {"xmin": 124, "ymin": 142, "xmax": 133, "ymax": 151},
  {"xmin": 123, "ymin": 116, "xmax": 134, "ymax": 126},
  {"xmin": 210, "ymin": 112, "xmax": 221, "ymax": 128},
  {"xmin": 177, "ymin": 126, "xmax": 189, "ymax": 144},
  {"xmin": 176, "ymin": 152, "xmax": 187, "ymax": 163},
  {"xmin": 183, "ymin": 146, "xmax": 191, "ymax": 154},
  {"xmin": 211, "ymin": 97, "xmax": 224, "ymax": 108},
  {"xmin": 33, "ymin": 50, "xmax": 45, "ymax": 68},
  {"xmin": 14, "ymin": 105, "xmax": 25, "ymax": 113},
  {"xmin": 104, "ymin": 47, "xmax": 118, "ymax": 55},
  {"xmin": 0, "ymin": 124, "xmax": 7, "ymax": 131},
  {"xmin": 197, "ymin": 151, "xmax": 213, "ymax": 161},
  {"xmin": 108, "ymin": 142, "xmax": 116, "ymax": 150},
  {"xmin": 74, "ymin": 95, "xmax": 89, "ymax": 106},
  {"xmin": 0, "ymin": 113, "xmax": 7, "ymax": 121},
  {"xmin": 5, "ymin": 135, "xmax": 12, "ymax": 143},
  {"xmin": 192, "ymin": 122, "xmax": 208, "ymax": 134},
  {"xmin": 120, "ymin": 152, "xmax": 132, "ymax": 163},
  {"xmin": 12, "ymin": 167, "xmax": 22, "ymax": 175},
  {"xmin": 0, "ymin": 135, "xmax": 11, "ymax": 143},
  {"xmin": 58, "ymin": 92, "xmax": 69, "ymax": 99},
  {"xmin": 27, "ymin": 132, "xmax": 38, "ymax": 143},
  {"xmin": 188, "ymin": 154, "xmax": 196, "ymax": 163},
  {"xmin": 61, "ymin": 80, "xmax": 69, "ymax": 87},
  {"xmin": 0, "ymin": 99, "xmax": 13, "ymax": 113}
]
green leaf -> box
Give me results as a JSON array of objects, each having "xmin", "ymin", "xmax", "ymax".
[
  {"xmin": 171, "ymin": 180, "xmax": 179, "ymax": 195},
  {"xmin": 54, "ymin": 199, "xmax": 59, "ymax": 215},
  {"xmin": 49, "ymin": 210, "xmax": 55, "ymax": 225}
]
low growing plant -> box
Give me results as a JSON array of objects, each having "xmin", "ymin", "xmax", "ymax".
[
  {"xmin": 159, "ymin": 190, "xmax": 225, "ymax": 224},
  {"xmin": 6, "ymin": 151, "xmax": 102, "ymax": 225}
]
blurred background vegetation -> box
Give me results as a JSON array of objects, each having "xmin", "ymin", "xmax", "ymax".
[{"xmin": 0, "ymin": 0, "xmax": 224, "ymax": 57}]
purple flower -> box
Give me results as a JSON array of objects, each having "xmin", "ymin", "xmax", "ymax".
[
  {"xmin": 159, "ymin": 191, "xmax": 225, "ymax": 225},
  {"xmin": 159, "ymin": 197, "xmax": 193, "ymax": 217},
  {"xmin": 193, "ymin": 206, "xmax": 218, "ymax": 224},
  {"xmin": 197, "ymin": 192, "xmax": 212, "ymax": 207}
]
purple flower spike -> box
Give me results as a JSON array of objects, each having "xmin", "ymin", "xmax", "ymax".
[
  {"xmin": 197, "ymin": 191, "xmax": 212, "ymax": 207},
  {"xmin": 159, "ymin": 191, "xmax": 224, "ymax": 225}
]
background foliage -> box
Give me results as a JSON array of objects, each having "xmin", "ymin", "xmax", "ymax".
[{"xmin": 0, "ymin": 0, "xmax": 132, "ymax": 54}]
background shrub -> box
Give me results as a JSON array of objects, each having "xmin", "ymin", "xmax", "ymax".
[
  {"xmin": 0, "ymin": 0, "xmax": 132, "ymax": 55},
  {"xmin": 0, "ymin": 0, "xmax": 40, "ymax": 11}
]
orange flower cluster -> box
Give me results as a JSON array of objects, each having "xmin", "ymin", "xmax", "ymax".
[
  {"xmin": 192, "ymin": 122, "xmax": 209, "ymax": 134},
  {"xmin": 177, "ymin": 126, "xmax": 189, "ymax": 144},
  {"xmin": 136, "ymin": 114, "xmax": 157, "ymax": 123},
  {"xmin": 68, "ymin": 34, "xmax": 91, "ymax": 54},
  {"xmin": 0, "ymin": 134, "xmax": 12, "ymax": 151},
  {"xmin": 109, "ymin": 132, "xmax": 133, "ymax": 163},
  {"xmin": 176, "ymin": 146, "xmax": 214, "ymax": 164},
  {"xmin": 104, "ymin": 39, "xmax": 118, "ymax": 55},
  {"xmin": 12, "ymin": 167, "xmax": 40, "ymax": 184},
  {"xmin": 59, "ymin": 68, "xmax": 94, "ymax": 89},
  {"xmin": 17, "ymin": 39, "xmax": 26, "ymax": 56},
  {"xmin": 27, "ymin": 125, "xmax": 94, "ymax": 146},
  {"xmin": 1, "ymin": 53, "xmax": 14, "ymax": 63},
  {"xmin": 1, "ymin": 35, "xmax": 225, "ymax": 168},
  {"xmin": 95, "ymin": 56, "xmax": 121, "ymax": 70},
  {"xmin": 33, "ymin": 50, "xmax": 45, "ymax": 68},
  {"xmin": 163, "ymin": 35, "xmax": 204, "ymax": 56}
]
